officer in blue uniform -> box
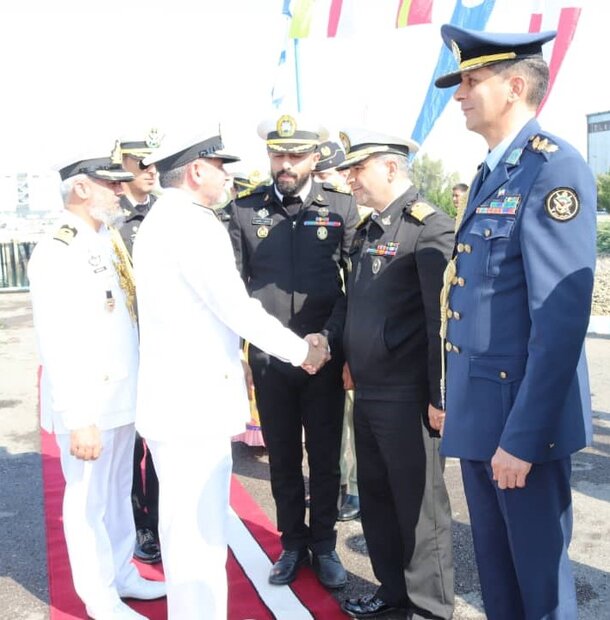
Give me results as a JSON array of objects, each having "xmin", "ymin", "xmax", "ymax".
[{"xmin": 435, "ymin": 25, "xmax": 597, "ymax": 620}]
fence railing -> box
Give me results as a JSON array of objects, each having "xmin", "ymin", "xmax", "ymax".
[{"xmin": 0, "ymin": 241, "xmax": 36, "ymax": 291}]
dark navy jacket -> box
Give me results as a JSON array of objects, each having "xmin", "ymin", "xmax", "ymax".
[{"xmin": 441, "ymin": 119, "xmax": 596, "ymax": 463}]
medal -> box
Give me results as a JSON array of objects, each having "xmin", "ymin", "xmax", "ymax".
[
  {"xmin": 317, "ymin": 227, "xmax": 328, "ymax": 240},
  {"xmin": 257, "ymin": 225, "xmax": 269, "ymax": 238},
  {"xmin": 105, "ymin": 290, "xmax": 115, "ymax": 312},
  {"xmin": 372, "ymin": 257, "xmax": 381, "ymax": 274}
]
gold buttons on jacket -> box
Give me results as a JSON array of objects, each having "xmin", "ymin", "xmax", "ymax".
[
  {"xmin": 457, "ymin": 277, "xmax": 465, "ymax": 287},
  {"xmin": 499, "ymin": 371, "xmax": 508, "ymax": 379},
  {"xmin": 484, "ymin": 228, "xmax": 492, "ymax": 238},
  {"xmin": 445, "ymin": 341, "xmax": 452, "ymax": 352},
  {"xmin": 445, "ymin": 341, "xmax": 460, "ymax": 354},
  {"xmin": 457, "ymin": 243, "xmax": 465, "ymax": 253},
  {"xmin": 456, "ymin": 242, "xmax": 472, "ymax": 254}
]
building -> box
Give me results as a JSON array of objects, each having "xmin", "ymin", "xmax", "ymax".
[{"xmin": 587, "ymin": 111, "xmax": 610, "ymax": 178}]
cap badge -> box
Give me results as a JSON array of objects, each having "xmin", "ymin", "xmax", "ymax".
[
  {"xmin": 451, "ymin": 39, "xmax": 461, "ymax": 65},
  {"xmin": 111, "ymin": 140, "xmax": 122, "ymax": 165},
  {"xmin": 545, "ymin": 187, "xmax": 580, "ymax": 222},
  {"xmin": 321, "ymin": 145, "xmax": 331, "ymax": 157},
  {"xmin": 146, "ymin": 128, "xmax": 162, "ymax": 149},
  {"xmin": 339, "ymin": 131, "xmax": 351, "ymax": 154},
  {"xmin": 277, "ymin": 114, "xmax": 297, "ymax": 138}
]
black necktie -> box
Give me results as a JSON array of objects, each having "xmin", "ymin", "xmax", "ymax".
[
  {"xmin": 135, "ymin": 203, "xmax": 149, "ymax": 213},
  {"xmin": 282, "ymin": 195, "xmax": 302, "ymax": 217}
]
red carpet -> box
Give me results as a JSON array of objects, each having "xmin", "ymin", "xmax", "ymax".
[{"xmin": 41, "ymin": 429, "xmax": 347, "ymax": 619}]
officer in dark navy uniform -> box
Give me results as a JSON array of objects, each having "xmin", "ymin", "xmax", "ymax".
[
  {"xmin": 115, "ymin": 131, "xmax": 163, "ymax": 565},
  {"xmin": 336, "ymin": 130, "xmax": 455, "ymax": 620},
  {"xmin": 435, "ymin": 26, "xmax": 597, "ymax": 620},
  {"xmin": 229, "ymin": 113, "xmax": 359, "ymax": 589},
  {"xmin": 118, "ymin": 130, "xmax": 163, "ymax": 255}
]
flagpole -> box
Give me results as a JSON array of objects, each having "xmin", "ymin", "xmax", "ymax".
[{"xmin": 294, "ymin": 37, "xmax": 302, "ymax": 112}]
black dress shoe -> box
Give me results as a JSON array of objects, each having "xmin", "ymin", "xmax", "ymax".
[
  {"xmin": 268, "ymin": 548, "xmax": 309, "ymax": 585},
  {"xmin": 338, "ymin": 494, "xmax": 360, "ymax": 521},
  {"xmin": 133, "ymin": 528, "xmax": 161, "ymax": 564},
  {"xmin": 341, "ymin": 594, "xmax": 402, "ymax": 618},
  {"xmin": 311, "ymin": 550, "xmax": 347, "ymax": 589}
]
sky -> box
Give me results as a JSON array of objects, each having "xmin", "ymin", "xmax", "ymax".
[{"xmin": 1, "ymin": 0, "xmax": 608, "ymax": 186}]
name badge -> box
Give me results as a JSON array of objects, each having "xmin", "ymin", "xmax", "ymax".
[{"xmin": 252, "ymin": 217, "xmax": 273, "ymax": 226}]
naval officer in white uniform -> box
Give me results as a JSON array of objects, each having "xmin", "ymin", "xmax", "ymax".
[
  {"xmin": 28, "ymin": 154, "xmax": 166, "ymax": 620},
  {"xmin": 133, "ymin": 130, "xmax": 330, "ymax": 620}
]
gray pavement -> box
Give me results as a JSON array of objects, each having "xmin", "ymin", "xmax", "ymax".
[{"xmin": 0, "ymin": 291, "xmax": 608, "ymax": 619}]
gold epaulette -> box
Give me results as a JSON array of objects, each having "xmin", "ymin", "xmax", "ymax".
[
  {"xmin": 356, "ymin": 211, "xmax": 373, "ymax": 229},
  {"xmin": 53, "ymin": 224, "xmax": 78, "ymax": 245},
  {"xmin": 409, "ymin": 202, "xmax": 435, "ymax": 223},
  {"xmin": 237, "ymin": 181, "xmax": 270, "ymax": 200},
  {"xmin": 530, "ymin": 135, "xmax": 559, "ymax": 153},
  {"xmin": 323, "ymin": 181, "xmax": 351, "ymax": 194}
]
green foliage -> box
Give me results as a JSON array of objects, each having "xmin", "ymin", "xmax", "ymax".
[
  {"xmin": 597, "ymin": 222, "xmax": 610, "ymax": 255},
  {"xmin": 411, "ymin": 153, "xmax": 461, "ymax": 218},
  {"xmin": 597, "ymin": 173, "xmax": 610, "ymax": 214}
]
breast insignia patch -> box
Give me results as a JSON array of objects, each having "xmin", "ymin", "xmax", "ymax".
[
  {"xmin": 545, "ymin": 187, "xmax": 580, "ymax": 222},
  {"xmin": 53, "ymin": 225, "xmax": 78, "ymax": 245}
]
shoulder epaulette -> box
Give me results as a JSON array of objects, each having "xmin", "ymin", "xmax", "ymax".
[
  {"xmin": 236, "ymin": 181, "xmax": 271, "ymax": 200},
  {"xmin": 530, "ymin": 135, "xmax": 559, "ymax": 153},
  {"xmin": 409, "ymin": 202, "xmax": 435, "ymax": 223},
  {"xmin": 356, "ymin": 211, "xmax": 372, "ymax": 229},
  {"xmin": 53, "ymin": 224, "xmax": 78, "ymax": 245},
  {"xmin": 322, "ymin": 181, "xmax": 351, "ymax": 194}
]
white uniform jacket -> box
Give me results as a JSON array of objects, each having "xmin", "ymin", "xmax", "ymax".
[
  {"xmin": 28, "ymin": 211, "xmax": 139, "ymax": 434},
  {"xmin": 133, "ymin": 188, "xmax": 308, "ymax": 441}
]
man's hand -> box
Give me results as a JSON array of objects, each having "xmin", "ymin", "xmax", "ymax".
[
  {"xmin": 70, "ymin": 425, "xmax": 102, "ymax": 461},
  {"xmin": 491, "ymin": 446, "xmax": 532, "ymax": 489},
  {"xmin": 302, "ymin": 333, "xmax": 331, "ymax": 375},
  {"xmin": 241, "ymin": 360, "xmax": 254, "ymax": 400},
  {"xmin": 342, "ymin": 362, "xmax": 354, "ymax": 390},
  {"xmin": 428, "ymin": 404, "xmax": 445, "ymax": 433}
]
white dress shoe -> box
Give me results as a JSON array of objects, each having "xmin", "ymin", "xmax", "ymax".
[
  {"xmin": 86, "ymin": 600, "xmax": 149, "ymax": 619},
  {"xmin": 117, "ymin": 576, "xmax": 166, "ymax": 600}
]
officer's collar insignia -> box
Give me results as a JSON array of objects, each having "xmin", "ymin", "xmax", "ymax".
[
  {"xmin": 381, "ymin": 215, "xmax": 392, "ymax": 226},
  {"xmin": 505, "ymin": 148, "xmax": 523, "ymax": 165},
  {"xmin": 53, "ymin": 224, "xmax": 78, "ymax": 245},
  {"xmin": 316, "ymin": 193, "xmax": 325, "ymax": 202},
  {"xmin": 545, "ymin": 187, "xmax": 580, "ymax": 222},
  {"xmin": 264, "ymin": 193, "xmax": 271, "ymax": 202},
  {"xmin": 146, "ymin": 128, "xmax": 163, "ymax": 149},
  {"xmin": 498, "ymin": 188, "xmax": 506, "ymax": 196},
  {"xmin": 110, "ymin": 140, "xmax": 122, "ymax": 165},
  {"xmin": 339, "ymin": 131, "xmax": 351, "ymax": 154},
  {"xmin": 451, "ymin": 40, "xmax": 461, "ymax": 65},
  {"xmin": 276, "ymin": 114, "xmax": 297, "ymax": 138},
  {"xmin": 257, "ymin": 208, "xmax": 269, "ymax": 218},
  {"xmin": 531, "ymin": 135, "xmax": 559, "ymax": 153}
]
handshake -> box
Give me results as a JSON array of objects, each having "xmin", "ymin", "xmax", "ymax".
[{"xmin": 302, "ymin": 333, "xmax": 331, "ymax": 375}]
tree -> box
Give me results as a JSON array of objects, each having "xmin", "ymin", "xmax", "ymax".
[
  {"xmin": 411, "ymin": 153, "xmax": 460, "ymax": 218},
  {"xmin": 597, "ymin": 173, "xmax": 610, "ymax": 213}
]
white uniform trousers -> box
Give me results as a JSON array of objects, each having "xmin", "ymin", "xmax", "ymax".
[
  {"xmin": 148, "ymin": 436, "xmax": 232, "ymax": 620},
  {"xmin": 56, "ymin": 424, "xmax": 138, "ymax": 611}
]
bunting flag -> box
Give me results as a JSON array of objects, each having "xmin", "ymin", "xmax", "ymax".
[
  {"xmin": 410, "ymin": 0, "xmax": 496, "ymax": 146},
  {"xmin": 271, "ymin": 0, "xmax": 297, "ymax": 109},
  {"xmin": 530, "ymin": 5, "xmax": 582, "ymax": 113},
  {"xmin": 396, "ymin": 0, "xmax": 433, "ymax": 28}
]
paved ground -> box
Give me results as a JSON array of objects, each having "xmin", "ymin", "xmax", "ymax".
[{"xmin": 0, "ymin": 291, "xmax": 608, "ymax": 619}]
